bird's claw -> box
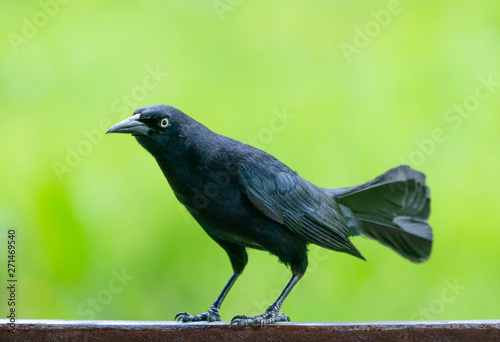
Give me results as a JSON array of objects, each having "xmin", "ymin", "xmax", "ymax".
[
  {"xmin": 175, "ymin": 306, "xmax": 221, "ymax": 322},
  {"xmin": 230, "ymin": 311, "xmax": 290, "ymax": 327}
]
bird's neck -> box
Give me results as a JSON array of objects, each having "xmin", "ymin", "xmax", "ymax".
[{"xmin": 152, "ymin": 131, "xmax": 216, "ymax": 208}]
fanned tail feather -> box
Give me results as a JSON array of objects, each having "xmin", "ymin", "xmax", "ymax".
[{"xmin": 324, "ymin": 165, "xmax": 432, "ymax": 263}]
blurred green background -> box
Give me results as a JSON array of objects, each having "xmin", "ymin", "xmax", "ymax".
[{"xmin": 1, "ymin": 0, "xmax": 499, "ymax": 322}]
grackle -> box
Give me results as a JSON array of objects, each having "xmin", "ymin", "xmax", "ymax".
[{"xmin": 107, "ymin": 104, "xmax": 432, "ymax": 326}]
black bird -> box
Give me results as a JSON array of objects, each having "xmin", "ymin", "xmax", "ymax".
[{"xmin": 107, "ymin": 104, "xmax": 432, "ymax": 326}]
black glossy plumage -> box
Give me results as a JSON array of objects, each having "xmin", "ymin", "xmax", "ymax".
[
  {"xmin": 107, "ymin": 104, "xmax": 433, "ymax": 326},
  {"xmin": 325, "ymin": 165, "xmax": 432, "ymax": 262}
]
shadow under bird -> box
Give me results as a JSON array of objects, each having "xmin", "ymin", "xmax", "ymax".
[{"xmin": 107, "ymin": 104, "xmax": 433, "ymax": 326}]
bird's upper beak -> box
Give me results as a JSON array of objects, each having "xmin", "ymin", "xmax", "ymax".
[{"xmin": 106, "ymin": 114, "xmax": 150, "ymax": 136}]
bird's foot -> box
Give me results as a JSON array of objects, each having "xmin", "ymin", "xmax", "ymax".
[
  {"xmin": 175, "ymin": 306, "xmax": 221, "ymax": 322},
  {"xmin": 230, "ymin": 306, "xmax": 290, "ymax": 327}
]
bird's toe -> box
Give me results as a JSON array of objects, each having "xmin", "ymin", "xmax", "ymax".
[
  {"xmin": 275, "ymin": 312, "xmax": 291, "ymax": 322},
  {"xmin": 230, "ymin": 311, "xmax": 290, "ymax": 327},
  {"xmin": 175, "ymin": 307, "xmax": 221, "ymax": 322},
  {"xmin": 175, "ymin": 312, "xmax": 197, "ymax": 322},
  {"xmin": 230, "ymin": 315, "xmax": 258, "ymax": 327}
]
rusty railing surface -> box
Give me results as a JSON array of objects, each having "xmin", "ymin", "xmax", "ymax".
[{"xmin": 0, "ymin": 319, "xmax": 499, "ymax": 341}]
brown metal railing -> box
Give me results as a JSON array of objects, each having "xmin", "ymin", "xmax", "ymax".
[{"xmin": 1, "ymin": 319, "xmax": 499, "ymax": 341}]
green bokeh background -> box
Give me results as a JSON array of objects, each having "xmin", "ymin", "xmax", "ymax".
[{"xmin": 1, "ymin": 1, "xmax": 499, "ymax": 322}]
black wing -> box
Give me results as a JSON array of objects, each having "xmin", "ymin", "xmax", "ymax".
[{"xmin": 238, "ymin": 157, "xmax": 364, "ymax": 260}]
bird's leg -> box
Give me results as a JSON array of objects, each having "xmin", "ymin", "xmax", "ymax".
[
  {"xmin": 231, "ymin": 274, "xmax": 301, "ymax": 327},
  {"xmin": 175, "ymin": 273, "xmax": 239, "ymax": 322}
]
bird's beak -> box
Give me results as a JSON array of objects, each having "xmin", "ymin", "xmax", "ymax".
[{"xmin": 106, "ymin": 114, "xmax": 150, "ymax": 136}]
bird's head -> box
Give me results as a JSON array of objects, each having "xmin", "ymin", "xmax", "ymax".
[{"xmin": 107, "ymin": 104, "xmax": 205, "ymax": 159}]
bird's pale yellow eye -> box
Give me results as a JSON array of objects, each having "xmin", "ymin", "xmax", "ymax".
[{"xmin": 160, "ymin": 118, "xmax": 170, "ymax": 128}]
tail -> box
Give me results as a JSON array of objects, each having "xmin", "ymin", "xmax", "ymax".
[{"xmin": 324, "ymin": 165, "xmax": 432, "ymax": 263}]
